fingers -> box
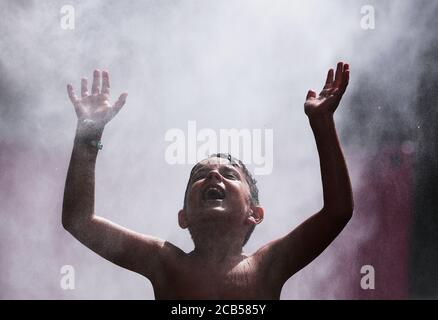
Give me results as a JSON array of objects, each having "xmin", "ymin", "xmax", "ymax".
[
  {"xmin": 67, "ymin": 84, "xmax": 78, "ymax": 105},
  {"xmin": 330, "ymin": 88, "xmax": 340, "ymax": 97},
  {"xmin": 67, "ymin": 84, "xmax": 81, "ymax": 116},
  {"xmin": 306, "ymin": 90, "xmax": 316, "ymax": 100},
  {"xmin": 91, "ymin": 69, "xmax": 101, "ymax": 94},
  {"xmin": 341, "ymin": 63, "xmax": 350, "ymax": 92},
  {"xmin": 324, "ymin": 69, "xmax": 334, "ymax": 88},
  {"xmin": 112, "ymin": 93, "xmax": 128, "ymax": 115},
  {"xmin": 102, "ymin": 70, "xmax": 110, "ymax": 95},
  {"xmin": 334, "ymin": 62, "xmax": 343, "ymax": 88},
  {"xmin": 81, "ymin": 78, "xmax": 88, "ymax": 97}
]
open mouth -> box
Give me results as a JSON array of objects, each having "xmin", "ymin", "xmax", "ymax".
[{"xmin": 202, "ymin": 185, "xmax": 226, "ymax": 201}]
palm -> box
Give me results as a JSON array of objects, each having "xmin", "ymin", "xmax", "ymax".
[
  {"xmin": 67, "ymin": 70, "xmax": 127, "ymax": 127},
  {"xmin": 305, "ymin": 62, "xmax": 349, "ymax": 118}
]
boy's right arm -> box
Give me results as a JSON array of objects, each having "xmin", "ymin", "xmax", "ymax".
[{"xmin": 62, "ymin": 70, "xmax": 177, "ymax": 281}]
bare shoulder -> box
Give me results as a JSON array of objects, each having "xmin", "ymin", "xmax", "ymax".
[
  {"xmin": 148, "ymin": 239, "xmax": 188, "ymax": 277},
  {"xmin": 159, "ymin": 240, "xmax": 187, "ymax": 260},
  {"xmin": 249, "ymin": 211, "xmax": 351, "ymax": 286},
  {"xmin": 249, "ymin": 238, "xmax": 292, "ymax": 287},
  {"xmin": 250, "ymin": 239, "xmax": 280, "ymax": 266}
]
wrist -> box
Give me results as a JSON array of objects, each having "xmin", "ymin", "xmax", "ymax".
[
  {"xmin": 308, "ymin": 113, "xmax": 334, "ymax": 123},
  {"xmin": 76, "ymin": 119, "xmax": 104, "ymax": 137},
  {"xmin": 308, "ymin": 114, "xmax": 336, "ymax": 135},
  {"xmin": 74, "ymin": 119, "xmax": 104, "ymax": 150}
]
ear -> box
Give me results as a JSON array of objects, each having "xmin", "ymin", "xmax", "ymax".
[
  {"xmin": 247, "ymin": 206, "xmax": 264, "ymax": 225},
  {"xmin": 178, "ymin": 209, "xmax": 189, "ymax": 229}
]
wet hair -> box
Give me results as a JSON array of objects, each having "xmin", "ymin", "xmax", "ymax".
[{"xmin": 183, "ymin": 153, "xmax": 259, "ymax": 246}]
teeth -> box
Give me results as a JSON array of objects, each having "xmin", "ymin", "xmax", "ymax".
[{"xmin": 204, "ymin": 187, "xmax": 225, "ymax": 200}]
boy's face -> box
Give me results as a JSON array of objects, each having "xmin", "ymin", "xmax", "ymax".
[{"xmin": 181, "ymin": 157, "xmax": 254, "ymax": 229}]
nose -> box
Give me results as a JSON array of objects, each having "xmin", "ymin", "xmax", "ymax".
[{"xmin": 206, "ymin": 170, "xmax": 222, "ymax": 182}]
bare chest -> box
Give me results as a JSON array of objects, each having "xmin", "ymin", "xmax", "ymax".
[{"xmin": 153, "ymin": 258, "xmax": 278, "ymax": 299}]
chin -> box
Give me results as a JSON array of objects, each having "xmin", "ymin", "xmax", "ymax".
[{"xmin": 201, "ymin": 205, "xmax": 228, "ymax": 214}]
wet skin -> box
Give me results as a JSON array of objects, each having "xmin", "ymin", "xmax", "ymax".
[{"xmin": 63, "ymin": 63, "xmax": 353, "ymax": 299}]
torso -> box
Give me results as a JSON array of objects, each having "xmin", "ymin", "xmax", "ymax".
[{"xmin": 151, "ymin": 252, "xmax": 281, "ymax": 299}]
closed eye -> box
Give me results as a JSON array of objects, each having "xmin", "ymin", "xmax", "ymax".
[
  {"xmin": 223, "ymin": 171, "xmax": 239, "ymax": 180},
  {"xmin": 192, "ymin": 174, "xmax": 205, "ymax": 182}
]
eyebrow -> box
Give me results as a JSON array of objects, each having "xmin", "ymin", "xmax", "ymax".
[{"xmin": 192, "ymin": 164, "xmax": 241, "ymax": 178}]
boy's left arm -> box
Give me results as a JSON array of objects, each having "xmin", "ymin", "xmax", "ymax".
[{"xmin": 255, "ymin": 62, "xmax": 354, "ymax": 286}]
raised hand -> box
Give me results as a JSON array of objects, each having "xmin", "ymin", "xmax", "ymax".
[
  {"xmin": 67, "ymin": 70, "xmax": 127, "ymax": 128},
  {"xmin": 304, "ymin": 62, "xmax": 349, "ymax": 118}
]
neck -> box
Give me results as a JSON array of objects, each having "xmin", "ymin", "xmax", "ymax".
[{"xmin": 190, "ymin": 225, "xmax": 245, "ymax": 263}]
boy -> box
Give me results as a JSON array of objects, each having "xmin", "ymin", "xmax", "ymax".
[{"xmin": 63, "ymin": 62, "xmax": 353, "ymax": 299}]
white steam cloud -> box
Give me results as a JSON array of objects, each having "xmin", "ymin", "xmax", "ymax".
[{"xmin": 0, "ymin": 0, "xmax": 435, "ymax": 299}]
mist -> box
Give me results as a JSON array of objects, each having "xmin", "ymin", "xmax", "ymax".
[{"xmin": 0, "ymin": 0, "xmax": 436, "ymax": 299}]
